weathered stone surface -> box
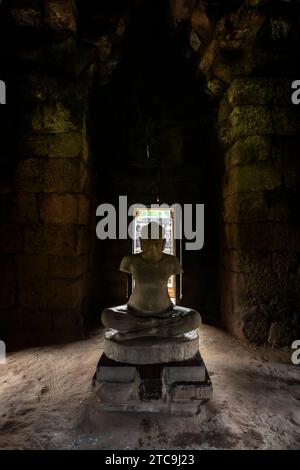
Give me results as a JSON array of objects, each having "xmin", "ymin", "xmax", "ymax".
[
  {"xmin": 225, "ymin": 222, "xmax": 290, "ymax": 251},
  {"xmin": 50, "ymin": 306, "xmax": 83, "ymax": 332},
  {"xmin": 0, "ymin": 257, "xmax": 15, "ymax": 308},
  {"xmin": 11, "ymin": 194, "xmax": 39, "ymax": 223},
  {"xmin": 14, "ymin": 254, "xmax": 48, "ymax": 280},
  {"xmin": 44, "ymin": 0, "xmax": 77, "ymax": 33},
  {"xmin": 230, "ymin": 272, "xmax": 293, "ymax": 307},
  {"xmin": 224, "ymin": 192, "xmax": 288, "ymax": 223},
  {"xmin": 43, "ymin": 102, "xmax": 78, "ymax": 133},
  {"xmin": 227, "ymin": 78, "xmax": 275, "ymax": 107},
  {"xmin": 77, "ymin": 227, "xmax": 90, "ymax": 254},
  {"xmin": 226, "ymin": 162, "xmax": 281, "ymax": 194},
  {"xmin": 229, "ymin": 106, "xmax": 272, "ymax": 142},
  {"xmin": 104, "ymin": 329, "xmax": 199, "ymax": 364},
  {"xmin": 93, "ymin": 352, "xmax": 212, "ymax": 415},
  {"xmin": 38, "ymin": 194, "xmax": 77, "ymax": 224},
  {"xmin": 21, "ymin": 307, "xmax": 53, "ymax": 334},
  {"xmin": 25, "ymin": 102, "xmax": 78, "ymax": 134},
  {"xmin": 18, "ymin": 278, "xmax": 83, "ymax": 309},
  {"xmin": 15, "ymin": 158, "xmax": 86, "ymax": 193},
  {"xmin": 242, "ymin": 307, "xmax": 271, "ymax": 345},
  {"xmin": 0, "ymin": 224, "xmax": 23, "ymax": 253},
  {"xmin": 268, "ymin": 320, "xmax": 297, "ymax": 347},
  {"xmin": 21, "ymin": 132, "xmax": 82, "ymax": 158},
  {"xmin": 226, "ymin": 136, "xmax": 271, "ymax": 168},
  {"xmin": 11, "ymin": 5, "xmax": 42, "ymax": 27},
  {"xmin": 224, "ymin": 250, "xmax": 272, "ymax": 274},
  {"xmin": 163, "ymin": 365, "xmax": 206, "ymax": 384},
  {"xmin": 48, "ymin": 254, "xmax": 88, "ymax": 279},
  {"xmin": 78, "ymin": 195, "xmax": 90, "ymax": 225},
  {"xmin": 170, "ymin": 0, "xmax": 196, "ymax": 21},
  {"xmin": 96, "ymin": 366, "xmax": 137, "ymax": 383},
  {"xmin": 24, "ymin": 224, "xmax": 80, "ymax": 255}
]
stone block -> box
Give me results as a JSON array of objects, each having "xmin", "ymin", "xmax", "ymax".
[
  {"xmin": 78, "ymin": 195, "xmax": 90, "ymax": 225},
  {"xmin": 47, "ymin": 279, "xmax": 83, "ymax": 309},
  {"xmin": 21, "ymin": 132, "xmax": 82, "ymax": 158},
  {"xmin": 93, "ymin": 353, "xmax": 212, "ymax": 415},
  {"xmin": 43, "ymin": 102, "xmax": 78, "ymax": 133},
  {"xmin": 44, "ymin": 0, "xmax": 77, "ymax": 33},
  {"xmin": 96, "ymin": 382, "xmax": 137, "ymax": 403},
  {"xmin": 223, "ymin": 191, "xmax": 288, "ymax": 223},
  {"xmin": 18, "ymin": 278, "xmax": 83, "ymax": 309},
  {"xmin": 24, "ymin": 224, "xmax": 80, "ymax": 255},
  {"xmin": 51, "ymin": 306, "xmax": 83, "ymax": 331},
  {"xmin": 230, "ymin": 272, "xmax": 293, "ymax": 308},
  {"xmin": 96, "ymin": 367, "xmax": 137, "ymax": 383},
  {"xmin": 227, "ymin": 78, "xmax": 275, "ymax": 107},
  {"xmin": 38, "ymin": 194, "xmax": 77, "ymax": 224},
  {"xmin": 224, "ymin": 250, "xmax": 272, "ymax": 274},
  {"xmin": 77, "ymin": 227, "xmax": 90, "ymax": 254},
  {"xmin": 14, "ymin": 254, "xmax": 48, "ymax": 280},
  {"xmin": 48, "ymin": 132, "xmax": 82, "ymax": 158},
  {"xmin": 104, "ymin": 329, "xmax": 199, "ymax": 365},
  {"xmin": 49, "ymin": 254, "xmax": 88, "ymax": 278},
  {"xmin": 0, "ymin": 224, "xmax": 23, "ymax": 253},
  {"xmin": 225, "ymin": 222, "xmax": 290, "ymax": 251},
  {"xmin": 171, "ymin": 382, "xmax": 211, "ymax": 402},
  {"xmin": 17, "ymin": 280, "xmax": 48, "ymax": 308},
  {"xmin": 11, "ymin": 194, "xmax": 39, "ymax": 223},
  {"xmin": 20, "ymin": 134, "xmax": 48, "ymax": 158},
  {"xmin": 241, "ymin": 306, "xmax": 271, "ymax": 345},
  {"xmin": 226, "ymin": 162, "xmax": 281, "ymax": 194},
  {"xmin": 226, "ymin": 135, "xmax": 271, "ymax": 168},
  {"xmin": 163, "ymin": 365, "xmax": 206, "ymax": 384},
  {"xmin": 15, "ymin": 158, "xmax": 86, "ymax": 193},
  {"xmin": 21, "ymin": 307, "xmax": 53, "ymax": 333},
  {"xmin": 229, "ymin": 106, "xmax": 272, "ymax": 142},
  {"xmin": 0, "ymin": 256, "xmax": 15, "ymax": 308}
]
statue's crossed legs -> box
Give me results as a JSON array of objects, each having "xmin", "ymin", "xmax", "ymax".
[{"xmin": 101, "ymin": 304, "xmax": 201, "ymax": 341}]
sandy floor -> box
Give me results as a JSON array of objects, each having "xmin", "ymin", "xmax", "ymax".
[{"xmin": 0, "ymin": 325, "xmax": 299, "ymax": 450}]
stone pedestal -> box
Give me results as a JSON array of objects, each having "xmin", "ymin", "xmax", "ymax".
[
  {"xmin": 104, "ymin": 329, "xmax": 200, "ymax": 364},
  {"xmin": 93, "ymin": 352, "xmax": 213, "ymax": 416}
]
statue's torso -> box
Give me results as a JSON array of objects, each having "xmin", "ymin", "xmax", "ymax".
[{"xmin": 121, "ymin": 253, "xmax": 182, "ymax": 317}]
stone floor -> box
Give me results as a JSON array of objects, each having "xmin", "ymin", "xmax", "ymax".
[{"xmin": 0, "ymin": 325, "xmax": 299, "ymax": 450}]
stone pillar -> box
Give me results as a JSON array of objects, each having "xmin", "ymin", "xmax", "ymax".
[
  {"xmin": 219, "ymin": 78, "xmax": 300, "ymax": 346},
  {"xmin": 0, "ymin": 72, "xmax": 95, "ymax": 347}
]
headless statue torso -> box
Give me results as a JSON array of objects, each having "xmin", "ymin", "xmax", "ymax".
[
  {"xmin": 101, "ymin": 222, "xmax": 201, "ymax": 340},
  {"xmin": 120, "ymin": 253, "xmax": 182, "ymax": 316}
]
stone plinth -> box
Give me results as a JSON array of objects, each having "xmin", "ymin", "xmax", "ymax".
[
  {"xmin": 93, "ymin": 352, "xmax": 213, "ymax": 416},
  {"xmin": 103, "ymin": 329, "xmax": 200, "ymax": 364}
]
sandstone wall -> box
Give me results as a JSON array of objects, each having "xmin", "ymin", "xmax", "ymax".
[{"xmin": 219, "ymin": 78, "xmax": 300, "ymax": 346}]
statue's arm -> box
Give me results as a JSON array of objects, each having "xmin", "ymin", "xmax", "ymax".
[
  {"xmin": 119, "ymin": 255, "xmax": 132, "ymax": 274},
  {"xmin": 171, "ymin": 256, "xmax": 184, "ymax": 275}
]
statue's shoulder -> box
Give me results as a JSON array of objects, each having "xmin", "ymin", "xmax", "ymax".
[
  {"xmin": 162, "ymin": 253, "xmax": 183, "ymax": 274},
  {"xmin": 119, "ymin": 253, "xmax": 141, "ymax": 273}
]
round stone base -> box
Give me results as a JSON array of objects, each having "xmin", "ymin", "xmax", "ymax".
[{"xmin": 103, "ymin": 329, "xmax": 199, "ymax": 364}]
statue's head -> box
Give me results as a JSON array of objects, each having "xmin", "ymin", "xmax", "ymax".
[{"xmin": 140, "ymin": 222, "xmax": 166, "ymax": 260}]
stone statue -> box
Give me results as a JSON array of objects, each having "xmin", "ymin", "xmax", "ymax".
[{"xmin": 101, "ymin": 222, "xmax": 201, "ymax": 340}]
